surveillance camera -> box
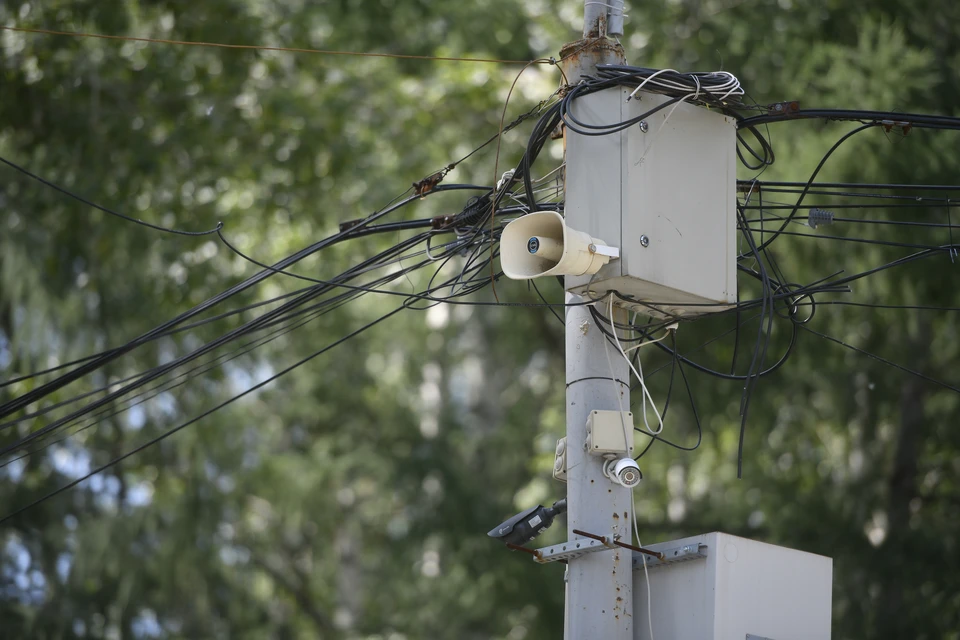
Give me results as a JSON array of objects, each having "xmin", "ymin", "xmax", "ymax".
[
  {"xmin": 609, "ymin": 458, "xmax": 642, "ymax": 489},
  {"xmin": 487, "ymin": 499, "xmax": 567, "ymax": 547}
]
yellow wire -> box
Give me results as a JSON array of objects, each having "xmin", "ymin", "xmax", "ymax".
[{"xmin": 0, "ymin": 25, "xmax": 543, "ymax": 65}]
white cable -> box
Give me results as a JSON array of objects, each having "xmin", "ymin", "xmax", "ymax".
[
  {"xmin": 626, "ymin": 69, "xmax": 742, "ymax": 104},
  {"xmin": 531, "ymin": 162, "xmax": 566, "ymax": 185},
  {"xmin": 601, "ymin": 298, "xmax": 653, "ymax": 639},
  {"xmin": 627, "ymin": 68, "xmax": 679, "ymax": 101},
  {"xmin": 622, "ymin": 325, "xmax": 676, "ymax": 353},
  {"xmin": 633, "ymin": 490, "xmax": 654, "ymax": 640},
  {"xmin": 602, "ymin": 308, "xmax": 635, "ymax": 461},
  {"xmin": 609, "ymin": 295, "xmax": 664, "ymax": 435}
]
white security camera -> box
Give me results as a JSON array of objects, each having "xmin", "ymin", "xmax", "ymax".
[{"xmin": 607, "ymin": 457, "xmax": 642, "ymax": 489}]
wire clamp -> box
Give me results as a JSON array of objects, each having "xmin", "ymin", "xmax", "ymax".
[
  {"xmin": 764, "ymin": 101, "xmax": 799, "ymax": 117},
  {"xmin": 413, "ymin": 171, "xmax": 445, "ymax": 197},
  {"xmin": 338, "ymin": 219, "xmax": 364, "ymax": 233},
  {"xmin": 880, "ymin": 120, "xmax": 912, "ymax": 136},
  {"xmin": 807, "ymin": 208, "xmax": 834, "ymax": 229}
]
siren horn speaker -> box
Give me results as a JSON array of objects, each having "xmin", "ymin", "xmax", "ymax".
[{"xmin": 500, "ymin": 211, "xmax": 617, "ymax": 280}]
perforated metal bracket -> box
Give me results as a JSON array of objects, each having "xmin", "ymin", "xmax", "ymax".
[
  {"xmin": 632, "ymin": 542, "xmax": 707, "ymax": 570},
  {"xmin": 531, "ymin": 537, "xmax": 617, "ymax": 564}
]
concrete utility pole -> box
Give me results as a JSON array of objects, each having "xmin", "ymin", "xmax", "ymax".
[{"xmin": 561, "ymin": 2, "xmax": 634, "ymax": 638}]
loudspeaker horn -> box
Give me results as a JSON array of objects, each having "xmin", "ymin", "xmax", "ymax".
[{"xmin": 500, "ymin": 211, "xmax": 618, "ymax": 280}]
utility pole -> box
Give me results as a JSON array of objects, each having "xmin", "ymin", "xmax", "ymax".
[
  {"xmin": 491, "ymin": 5, "xmax": 833, "ymax": 638},
  {"xmin": 561, "ymin": 2, "xmax": 634, "ymax": 638}
]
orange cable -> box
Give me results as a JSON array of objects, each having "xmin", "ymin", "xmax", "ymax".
[{"xmin": 0, "ymin": 25, "xmax": 543, "ymax": 65}]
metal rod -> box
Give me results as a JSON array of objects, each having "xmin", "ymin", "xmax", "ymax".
[
  {"xmin": 612, "ymin": 539, "xmax": 665, "ymax": 560},
  {"xmin": 573, "ymin": 529, "xmax": 665, "ymax": 559},
  {"xmin": 506, "ymin": 543, "xmax": 541, "ymax": 557},
  {"xmin": 506, "ymin": 543, "xmax": 567, "ymax": 564},
  {"xmin": 582, "ymin": 0, "xmax": 624, "ymax": 38}
]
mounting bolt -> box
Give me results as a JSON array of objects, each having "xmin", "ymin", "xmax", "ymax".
[
  {"xmin": 639, "ymin": 235, "xmax": 650, "ymax": 248},
  {"xmin": 638, "ymin": 121, "xmax": 649, "ymax": 133},
  {"xmin": 588, "ymin": 243, "xmax": 597, "ymax": 253}
]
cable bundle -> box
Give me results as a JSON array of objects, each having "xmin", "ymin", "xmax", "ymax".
[
  {"xmin": 552, "ymin": 64, "xmax": 773, "ymax": 170},
  {"xmin": 557, "ymin": 65, "xmax": 745, "ymax": 136},
  {"xmin": 598, "ymin": 66, "xmax": 744, "ymax": 104}
]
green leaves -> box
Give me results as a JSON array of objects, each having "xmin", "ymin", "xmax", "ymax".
[{"xmin": 3, "ymin": 1, "xmax": 960, "ymax": 638}]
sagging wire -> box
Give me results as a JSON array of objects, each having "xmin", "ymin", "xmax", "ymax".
[{"xmin": 603, "ymin": 296, "xmax": 666, "ymax": 436}]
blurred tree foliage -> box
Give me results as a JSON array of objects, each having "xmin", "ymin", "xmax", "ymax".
[{"xmin": 1, "ymin": 1, "xmax": 958, "ymax": 639}]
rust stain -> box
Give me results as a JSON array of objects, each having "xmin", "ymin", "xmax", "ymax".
[{"xmin": 558, "ymin": 37, "xmax": 625, "ymax": 81}]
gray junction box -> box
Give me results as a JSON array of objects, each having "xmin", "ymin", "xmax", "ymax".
[
  {"xmin": 564, "ymin": 87, "xmax": 739, "ymax": 317},
  {"xmin": 632, "ymin": 532, "xmax": 833, "ymax": 640}
]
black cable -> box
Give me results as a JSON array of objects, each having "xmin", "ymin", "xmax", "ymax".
[
  {"xmin": 792, "ymin": 301, "xmax": 960, "ymax": 312},
  {"xmin": 0, "ymin": 232, "xmax": 438, "ymax": 452},
  {"xmin": 0, "ymin": 288, "xmax": 361, "ymax": 466},
  {"xmin": 0, "ymin": 190, "xmax": 431, "ymax": 420},
  {"xmin": 0, "ymin": 156, "xmax": 224, "ymax": 237},
  {"xmin": 798, "ymin": 324, "xmax": 960, "ymax": 394},
  {"xmin": 633, "ymin": 331, "xmax": 678, "ymax": 460},
  {"xmin": 635, "ymin": 335, "xmax": 703, "ymax": 458},
  {"xmin": 1, "ymin": 233, "xmax": 503, "ymax": 456},
  {"xmin": 530, "ymin": 280, "xmax": 564, "ymax": 325},
  {"xmin": 0, "ymin": 304, "xmax": 408, "ymax": 525},
  {"xmin": 0, "ymin": 285, "xmax": 322, "ymax": 389},
  {"xmin": 746, "ymin": 180, "xmax": 960, "ymax": 192},
  {"xmin": 740, "ymin": 227, "xmax": 958, "ymax": 252},
  {"xmin": 738, "ymin": 108, "xmax": 960, "ymax": 130},
  {"xmin": 750, "ymin": 124, "xmax": 876, "ymax": 253},
  {"xmin": 0, "ymin": 223, "xmax": 524, "ymax": 479}
]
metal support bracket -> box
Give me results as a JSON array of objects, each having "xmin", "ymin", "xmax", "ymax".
[
  {"xmin": 532, "ymin": 537, "xmax": 616, "ymax": 564},
  {"xmin": 631, "ymin": 542, "xmax": 707, "ymax": 570},
  {"xmin": 588, "ymin": 243, "xmax": 620, "ymax": 259}
]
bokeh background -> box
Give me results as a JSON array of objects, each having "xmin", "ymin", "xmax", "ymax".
[{"xmin": 2, "ymin": 1, "xmax": 959, "ymax": 638}]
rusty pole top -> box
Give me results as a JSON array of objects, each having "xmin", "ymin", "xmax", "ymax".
[
  {"xmin": 561, "ymin": 1, "xmax": 626, "ymax": 81},
  {"xmin": 559, "ymin": 37, "xmax": 625, "ymax": 81}
]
